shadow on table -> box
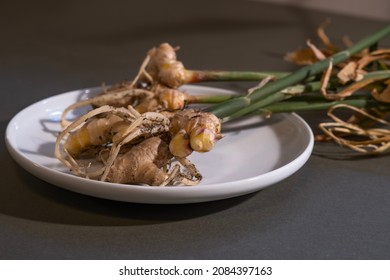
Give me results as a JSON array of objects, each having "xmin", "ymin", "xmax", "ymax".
[{"xmin": 2, "ymin": 164, "xmax": 259, "ymax": 226}]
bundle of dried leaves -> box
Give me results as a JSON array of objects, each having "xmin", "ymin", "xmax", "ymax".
[{"xmin": 286, "ymin": 20, "xmax": 390, "ymax": 156}]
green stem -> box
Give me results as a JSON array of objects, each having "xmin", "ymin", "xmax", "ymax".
[
  {"xmin": 184, "ymin": 70, "xmax": 288, "ymax": 83},
  {"xmin": 260, "ymin": 99, "xmax": 387, "ymax": 114},
  {"xmin": 208, "ymin": 24, "xmax": 390, "ymax": 119},
  {"xmin": 187, "ymin": 94, "xmax": 236, "ymax": 104},
  {"xmin": 363, "ymin": 70, "xmax": 390, "ymax": 79},
  {"xmin": 221, "ymin": 81, "xmax": 323, "ymax": 122}
]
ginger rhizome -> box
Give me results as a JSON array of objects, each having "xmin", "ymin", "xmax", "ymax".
[
  {"xmin": 56, "ymin": 42, "xmax": 230, "ymax": 186},
  {"xmin": 106, "ymin": 136, "xmax": 174, "ymax": 186},
  {"xmin": 168, "ymin": 109, "xmax": 222, "ymax": 157},
  {"xmin": 55, "ymin": 104, "xmax": 222, "ymax": 186},
  {"xmin": 60, "ymin": 43, "xmax": 238, "ymax": 128}
]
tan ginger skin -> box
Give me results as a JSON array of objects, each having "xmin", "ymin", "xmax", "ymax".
[
  {"xmin": 169, "ymin": 109, "xmax": 223, "ymax": 156},
  {"xmin": 64, "ymin": 114, "xmax": 125, "ymax": 157},
  {"xmin": 88, "ymin": 82, "xmax": 189, "ymax": 114},
  {"xmin": 106, "ymin": 137, "xmax": 171, "ymax": 185},
  {"xmin": 64, "ymin": 108, "xmax": 222, "ymax": 159},
  {"xmin": 57, "ymin": 43, "xmax": 224, "ymax": 186},
  {"xmin": 61, "ymin": 43, "xmax": 198, "ymax": 130},
  {"xmin": 60, "ymin": 108, "xmax": 222, "ymax": 185},
  {"xmin": 146, "ymin": 43, "xmax": 188, "ymax": 88}
]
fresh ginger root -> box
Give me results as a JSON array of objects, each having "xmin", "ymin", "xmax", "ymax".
[
  {"xmin": 169, "ymin": 109, "xmax": 223, "ymax": 157},
  {"xmin": 55, "ymin": 105, "xmax": 217, "ymax": 186},
  {"xmin": 60, "ymin": 43, "xmax": 194, "ymax": 128},
  {"xmin": 105, "ymin": 137, "xmax": 172, "ymax": 185},
  {"xmin": 60, "ymin": 42, "xmax": 234, "ymax": 129},
  {"xmin": 104, "ymin": 136, "xmax": 201, "ymax": 186},
  {"xmin": 145, "ymin": 42, "xmax": 189, "ymax": 88},
  {"xmin": 64, "ymin": 114, "xmax": 126, "ymax": 157},
  {"xmin": 60, "ymin": 83, "xmax": 190, "ymax": 128},
  {"xmin": 56, "ymin": 42, "xmax": 225, "ymax": 186}
]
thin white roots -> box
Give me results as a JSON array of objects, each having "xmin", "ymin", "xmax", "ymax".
[
  {"xmin": 61, "ymin": 88, "xmax": 155, "ymax": 128},
  {"xmin": 319, "ymin": 104, "xmax": 390, "ymax": 154},
  {"xmin": 130, "ymin": 54, "xmax": 153, "ymax": 87},
  {"xmin": 55, "ymin": 105, "xmax": 139, "ymax": 176},
  {"xmin": 55, "ymin": 105, "xmax": 202, "ymax": 186},
  {"xmin": 160, "ymin": 162, "xmax": 201, "ymax": 186}
]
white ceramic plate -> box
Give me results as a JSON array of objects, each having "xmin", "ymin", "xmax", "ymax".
[{"xmin": 5, "ymin": 85, "xmax": 313, "ymax": 204}]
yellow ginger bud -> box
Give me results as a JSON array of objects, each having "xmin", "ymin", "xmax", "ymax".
[
  {"xmin": 159, "ymin": 61, "xmax": 186, "ymax": 88},
  {"xmin": 63, "ymin": 114, "xmax": 123, "ymax": 158},
  {"xmin": 169, "ymin": 129, "xmax": 193, "ymax": 158},
  {"xmin": 189, "ymin": 128, "xmax": 219, "ymax": 153},
  {"xmin": 64, "ymin": 126, "xmax": 90, "ymax": 157},
  {"xmin": 159, "ymin": 88, "xmax": 186, "ymax": 111}
]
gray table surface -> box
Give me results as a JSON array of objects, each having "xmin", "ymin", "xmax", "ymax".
[{"xmin": 1, "ymin": 0, "xmax": 389, "ymax": 259}]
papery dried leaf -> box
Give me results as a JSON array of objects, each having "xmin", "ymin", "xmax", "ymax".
[
  {"xmin": 342, "ymin": 36, "xmax": 354, "ymax": 48},
  {"xmin": 325, "ymin": 77, "xmax": 385, "ymax": 100},
  {"xmin": 371, "ymin": 84, "xmax": 390, "ymax": 103},
  {"xmin": 317, "ymin": 19, "xmax": 338, "ymax": 51},
  {"xmin": 318, "ymin": 104, "xmax": 390, "ymax": 154},
  {"xmin": 319, "ymin": 122, "xmax": 390, "ymax": 153},
  {"xmin": 320, "ymin": 60, "xmax": 334, "ymax": 98},
  {"xmin": 286, "ymin": 21, "xmax": 360, "ymax": 66},
  {"xmin": 284, "ymin": 48, "xmax": 319, "ymax": 65},
  {"xmin": 307, "ymin": 40, "xmax": 327, "ymax": 60},
  {"xmin": 357, "ymin": 53, "xmax": 390, "ymax": 70},
  {"xmin": 370, "ymin": 49, "xmax": 390, "ymax": 56},
  {"xmin": 338, "ymin": 78, "xmax": 383, "ymax": 98},
  {"xmin": 346, "ymin": 108, "xmax": 387, "ymax": 126},
  {"xmin": 328, "ymin": 104, "xmax": 390, "ymax": 126},
  {"xmin": 320, "ymin": 60, "xmax": 364, "ymax": 100},
  {"xmin": 337, "ymin": 61, "xmax": 360, "ymax": 84}
]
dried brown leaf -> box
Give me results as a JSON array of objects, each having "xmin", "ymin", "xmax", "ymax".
[
  {"xmin": 325, "ymin": 77, "xmax": 385, "ymax": 100},
  {"xmin": 307, "ymin": 40, "xmax": 327, "ymax": 61},
  {"xmin": 318, "ymin": 104, "xmax": 390, "ymax": 154},
  {"xmin": 342, "ymin": 36, "xmax": 354, "ymax": 48},
  {"xmin": 370, "ymin": 48, "xmax": 390, "ymax": 56},
  {"xmin": 337, "ymin": 61, "xmax": 360, "ymax": 84},
  {"xmin": 338, "ymin": 78, "xmax": 383, "ymax": 99},
  {"xmin": 320, "ymin": 60, "xmax": 334, "ymax": 98},
  {"xmin": 284, "ymin": 48, "xmax": 318, "ymax": 65},
  {"xmin": 317, "ymin": 19, "xmax": 338, "ymax": 51},
  {"xmin": 371, "ymin": 84, "xmax": 390, "ymax": 103},
  {"xmin": 357, "ymin": 53, "xmax": 390, "ymax": 70}
]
